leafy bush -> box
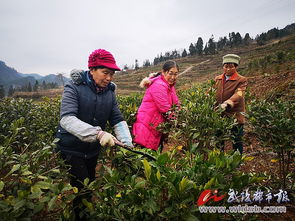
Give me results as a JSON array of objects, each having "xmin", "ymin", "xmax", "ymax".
[
  {"xmin": 0, "ymin": 97, "xmax": 60, "ymax": 152},
  {"xmin": 0, "ymin": 117, "xmax": 76, "ymax": 220},
  {"xmin": 248, "ymin": 99, "xmax": 295, "ymax": 188},
  {"xmin": 158, "ymin": 81, "xmax": 235, "ymax": 153},
  {"xmin": 81, "ymin": 148, "xmax": 255, "ymax": 220},
  {"xmin": 0, "ymin": 84, "xmax": 267, "ymax": 220},
  {"xmin": 117, "ymin": 93, "xmax": 143, "ymax": 128}
]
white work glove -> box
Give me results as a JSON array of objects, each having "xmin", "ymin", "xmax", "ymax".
[
  {"xmin": 97, "ymin": 131, "xmax": 116, "ymax": 147},
  {"xmin": 220, "ymin": 102, "xmax": 228, "ymax": 111}
]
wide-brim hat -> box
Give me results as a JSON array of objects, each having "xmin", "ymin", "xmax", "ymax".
[{"xmin": 222, "ymin": 54, "xmax": 241, "ymax": 65}]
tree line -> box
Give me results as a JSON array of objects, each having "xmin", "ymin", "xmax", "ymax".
[
  {"xmin": 124, "ymin": 22, "xmax": 295, "ymax": 69},
  {"xmin": 0, "ymin": 80, "xmax": 59, "ymax": 98},
  {"xmin": 142, "ymin": 32, "xmax": 252, "ymax": 67},
  {"xmin": 256, "ymin": 23, "xmax": 295, "ymax": 45}
]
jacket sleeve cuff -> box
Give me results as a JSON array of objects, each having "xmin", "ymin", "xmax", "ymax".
[
  {"xmin": 113, "ymin": 121, "xmax": 133, "ymax": 147},
  {"xmin": 60, "ymin": 115, "xmax": 101, "ymax": 143}
]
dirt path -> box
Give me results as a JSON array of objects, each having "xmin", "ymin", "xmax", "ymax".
[{"xmin": 178, "ymin": 59, "xmax": 211, "ymax": 77}]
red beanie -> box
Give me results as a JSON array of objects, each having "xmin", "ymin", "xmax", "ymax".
[{"xmin": 88, "ymin": 49, "xmax": 121, "ymax": 71}]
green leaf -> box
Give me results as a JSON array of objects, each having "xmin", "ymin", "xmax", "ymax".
[
  {"xmin": 0, "ymin": 181, "xmax": 4, "ymax": 192},
  {"xmin": 144, "ymin": 199, "xmax": 157, "ymax": 214},
  {"xmin": 156, "ymin": 170, "xmax": 161, "ymax": 181},
  {"xmin": 82, "ymin": 199, "xmax": 94, "ymax": 211},
  {"xmin": 5, "ymin": 164, "xmax": 21, "ymax": 177},
  {"xmin": 35, "ymin": 181, "xmax": 51, "ymax": 190},
  {"xmin": 185, "ymin": 214, "xmax": 200, "ymax": 221},
  {"xmin": 33, "ymin": 203, "xmax": 44, "ymax": 214},
  {"xmin": 31, "ymin": 185, "xmax": 42, "ymax": 194},
  {"xmin": 165, "ymin": 206, "xmax": 173, "ymax": 214},
  {"xmin": 63, "ymin": 207, "xmax": 71, "ymax": 219},
  {"xmin": 83, "ymin": 178, "xmax": 90, "ymax": 185},
  {"xmin": 192, "ymin": 132, "xmax": 200, "ymax": 139},
  {"xmin": 135, "ymin": 180, "xmax": 146, "ymax": 189},
  {"xmin": 48, "ymin": 196, "xmax": 57, "ymax": 211},
  {"xmin": 22, "ymin": 170, "xmax": 33, "ymax": 176},
  {"xmin": 142, "ymin": 159, "xmax": 151, "ymax": 180},
  {"xmin": 37, "ymin": 175, "xmax": 48, "ymax": 180},
  {"xmin": 29, "ymin": 187, "xmax": 42, "ymax": 199},
  {"xmin": 14, "ymin": 199, "xmax": 25, "ymax": 211},
  {"xmin": 242, "ymin": 156, "xmax": 254, "ymax": 161},
  {"xmin": 231, "ymin": 152, "xmax": 242, "ymax": 168},
  {"xmin": 157, "ymin": 153, "xmax": 169, "ymax": 165},
  {"xmin": 204, "ymin": 177, "xmax": 215, "ymax": 189},
  {"xmin": 179, "ymin": 177, "xmax": 188, "ymax": 192},
  {"xmin": 51, "ymin": 169, "xmax": 60, "ymax": 173}
]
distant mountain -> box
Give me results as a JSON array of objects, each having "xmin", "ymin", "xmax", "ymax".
[
  {"xmin": 8, "ymin": 76, "xmax": 36, "ymax": 87},
  {"xmin": 0, "ymin": 61, "xmax": 23, "ymax": 84},
  {"xmin": 0, "ymin": 60, "xmax": 69, "ymax": 88},
  {"xmin": 18, "ymin": 73, "xmax": 69, "ymax": 86},
  {"xmin": 19, "ymin": 73, "xmax": 43, "ymax": 80}
]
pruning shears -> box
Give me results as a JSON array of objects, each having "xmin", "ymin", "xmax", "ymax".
[{"xmin": 114, "ymin": 140, "xmax": 156, "ymax": 161}]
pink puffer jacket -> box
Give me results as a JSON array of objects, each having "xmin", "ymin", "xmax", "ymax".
[{"xmin": 132, "ymin": 74, "xmax": 179, "ymax": 150}]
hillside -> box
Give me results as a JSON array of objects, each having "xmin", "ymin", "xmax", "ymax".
[
  {"xmin": 7, "ymin": 33, "xmax": 295, "ymax": 100},
  {"xmin": 0, "ymin": 61, "xmax": 70, "ymax": 96},
  {"xmin": 0, "ymin": 61, "xmax": 23, "ymax": 84},
  {"xmin": 19, "ymin": 73, "xmax": 44, "ymax": 80},
  {"xmin": 114, "ymin": 34, "xmax": 295, "ymax": 100}
]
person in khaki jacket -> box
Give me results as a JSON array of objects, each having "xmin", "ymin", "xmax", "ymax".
[{"xmin": 214, "ymin": 54, "xmax": 247, "ymax": 154}]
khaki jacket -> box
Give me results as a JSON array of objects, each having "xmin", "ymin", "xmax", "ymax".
[{"xmin": 214, "ymin": 72, "xmax": 247, "ymax": 124}]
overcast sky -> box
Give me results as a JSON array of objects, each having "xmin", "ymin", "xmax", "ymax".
[{"xmin": 0, "ymin": 0, "xmax": 294, "ymax": 76}]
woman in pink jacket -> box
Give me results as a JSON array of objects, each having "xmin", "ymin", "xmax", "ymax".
[{"xmin": 132, "ymin": 61, "xmax": 180, "ymax": 151}]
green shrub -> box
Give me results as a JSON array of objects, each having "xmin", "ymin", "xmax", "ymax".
[
  {"xmin": 82, "ymin": 148, "xmax": 255, "ymax": 220},
  {"xmin": 0, "ymin": 97, "xmax": 60, "ymax": 151},
  {"xmin": 0, "ymin": 117, "xmax": 76, "ymax": 220},
  {"xmin": 0, "ymin": 84, "xmax": 268, "ymax": 220},
  {"xmin": 248, "ymin": 99, "xmax": 295, "ymax": 189},
  {"xmin": 158, "ymin": 81, "xmax": 235, "ymax": 153}
]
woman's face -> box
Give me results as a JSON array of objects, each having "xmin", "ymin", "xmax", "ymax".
[
  {"xmin": 163, "ymin": 67, "xmax": 179, "ymax": 85},
  {"xmin": 90, "ymin": 68, "xmax": 114, "ymax": 87},
  {"xmin": 223, "ymin": 63, "xmax": 237, "ymax": 76}
]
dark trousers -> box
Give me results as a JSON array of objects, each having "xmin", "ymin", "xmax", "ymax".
[
  {"xmin": 218, "ymin": 124, "xmax": 244, "ymax": 154},
  {"xmin": 61, "ymin": 154, "xmax": 98, "ymax": 220},
  {"xmin": 159, "ymin": 133, "xmax": 168, "ymax": 152},
  {"xmin": 231, "ymin": 124, "xmax": 244, "ymax": 154}
]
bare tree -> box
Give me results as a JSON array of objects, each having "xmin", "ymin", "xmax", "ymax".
[{"xmin": 56, "ymin": 72, "xmax": 65, "ymax": 86}]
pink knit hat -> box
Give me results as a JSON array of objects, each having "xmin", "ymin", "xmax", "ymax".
[{"xmin": 88, "ymin": 49, "xmax": 121, "ymax": 71}]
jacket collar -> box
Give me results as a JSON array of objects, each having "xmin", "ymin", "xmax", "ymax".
[
  {"xmin": 216, "ymin": 72, "xmax": 239, "ymax": 81},
  {"xmin": 146, "ymin": 74, "xmax": 161, "ymax": 88},
  {"xmin": 85, "ymin": 71, "xmax": 110, "ymax": 93},
  {"xmin": 224, "ymin": 72, "xmax": 238, "ymax": 81}
]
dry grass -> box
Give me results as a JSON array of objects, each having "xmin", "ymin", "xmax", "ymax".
[{"xmin": 13, "ymin": 87, "xmax": 63, "ymax": 99}]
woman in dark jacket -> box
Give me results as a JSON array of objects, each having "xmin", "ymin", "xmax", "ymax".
[{"xmin": 56, "ymin": 49, "xmax": 132, "ymax": 220}]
